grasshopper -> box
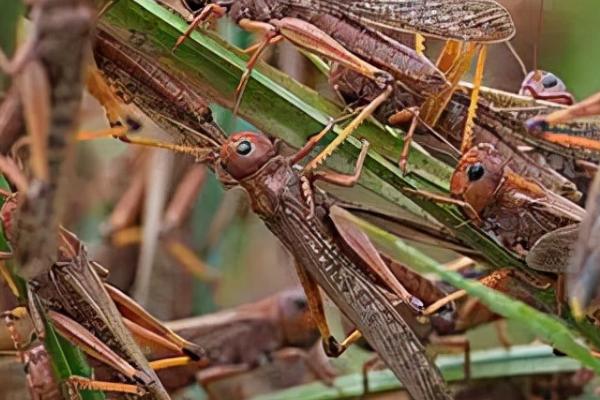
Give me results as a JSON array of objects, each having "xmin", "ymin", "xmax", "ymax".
[
  {"xmin": 159, "ymin": 289, "xmax": 335, "ymax": 394},
  {"xmin": 168, "ymin": 0, "xmax": 514, "ymax": 170},
  {"xmin": 91, "ymin": 30, "xmax": 453, "ymax": 399},
  {"xmin": 449, "ymin": 143, "xmax": 584, "ymax": 263},
  {"xmin": 0, "ymin": 0, "xmax": 95, "ymax": 280},
  {"xmin": 430, "ymin": 142, "xmax": 585, "ymax": 315},
  {"xmin": 330, "ymin": 66, "xmax": 583, "ymax": 200},
  {"xmin": 0, "ymin": 182, "xmax": 207, "ymax": 398},
  {"xmin": 1, "ymin": 309, "xmax": 63, "ymax": 400}
]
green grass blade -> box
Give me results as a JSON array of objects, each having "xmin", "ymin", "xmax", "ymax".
[
  {"xmin": 340, "ymin": 209, "xmax": 600, "ymax": 373},
  {"xmin": 252, "ymin": 344, "xmax": 583, "ymax": 400}
]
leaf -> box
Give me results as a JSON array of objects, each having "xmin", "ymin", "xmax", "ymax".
[
  {"xmin": 0, "ymin": 0, "xmax": 24, "ymax": 90},
  {"xmin": 336, "ymin": 208, "xmax": 600, "ymax": 373},
  {"xmin": 252, "ymin": 344, "xmax": 583, "ymax": 400}
]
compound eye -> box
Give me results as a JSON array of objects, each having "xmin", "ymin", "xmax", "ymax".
[
  {"xmin": 236, "ymin": 140, "xmax": 253, "ymax": 156},
  {"xmin": 293, "ymin": 298, "xmax": 308, "ymax": 310},
  {"xmin": 542, "ymin": 74, "xmax": 559, "ymax": 89},
  {"xmin": 467, "ymin": 163, "xmax": 485, "ymax": 182},
  {"xmin": 181, "ymin": 0, "xmax": 206, "ymax": 12}
]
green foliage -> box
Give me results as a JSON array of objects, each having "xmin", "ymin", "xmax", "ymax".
[
  {"xmin": 340, "ymin": 209, "xmax": 600, "ymax": 373},
  {"xmin": 0, "ymin": 0, "xmax": 24, "ymax": 91},
  {"xmin": 254, "ymin": 345, "xmax": 583, "ymax": 400}
]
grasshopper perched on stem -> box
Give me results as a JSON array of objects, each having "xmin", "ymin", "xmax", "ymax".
[
  {"xmin": 91, "ymin": 29, "xmax": 454, "ymax": 399},
  {"xmin": 416, "ymin": 143, "xmax": 585, "ymax": 315},
  {"xmin": 0, "ymin": 178, "xmax": 207, "ymax": 398},
  {"xmin": 168, "ymin": 0, "xmax": 514, "ymax": 171}
]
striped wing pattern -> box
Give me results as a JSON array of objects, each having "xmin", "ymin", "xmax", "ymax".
[{"xmin": 286, "ymin": 0, "xmax": 515, "ymax": 42}]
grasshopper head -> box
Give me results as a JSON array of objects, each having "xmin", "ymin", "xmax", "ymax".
[
  {"xmin": 219, "ymin": 132, "xmax": 276, "ymax": 180},
  {"xmin": 181, "ymin": 0, "xmax": 211, "ymax": 12},
  {"xmin": 278, "ymin": 289, "xmax": 319, "ymax": 348},
  {"xmin": 450, "ymin": 143, "xmax": 505, "ymax": 214},
  {"xmin": 519, "ymin": 70, "xmax": 574, "ymax": 105}
]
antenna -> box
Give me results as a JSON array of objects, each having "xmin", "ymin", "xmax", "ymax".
[{"xmin": 533, "ymin": 0, "xmax": 545, "ymax": 78}]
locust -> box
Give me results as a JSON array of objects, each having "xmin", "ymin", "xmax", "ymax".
[
  {"xmin": 333, "ymin": 209, "xmax": 554, "ymax": 391},
  {"xmin": 170, "ymin": 0, "xmax": 514, "ymax": 170},
  {"xmin": 330, "ymin": 66, "xmax": 583, "ymax": 200},
  {"xmin": 526, "ymin": 91, "xmax": 600, "ymax": 317},
  {"xmin": 449, "ymin": 143, "xmax": 584, "ymax": 263},
  {"xmin": 423, "ymin": 142, "xmax": 585, "ymax": 315},
  {"xmin": 91, "ymin": 29, "xmax": 454, "ymax": 399},
  {"xmin": 1, "ymin": 308, "xmax": 63, "ymax": 400},
  {"xmin": 0, "ymin": 0, "xmax": 95, "ymax": 280},
  {"xmin": 159, "ymin": 289, "xmax": 335, "ymax": 394},
  {"xmin": 0, "ymin": 183, "xmax": 207, "ymax": 398}
]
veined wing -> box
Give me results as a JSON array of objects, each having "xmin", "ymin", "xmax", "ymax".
[
  {"xmin": 285, "ymin": 0, "xmax": 515, "ymax": 42},
  {"xmin": 568, "ymin": 172, "xmax": 600, "ymax": 312}
]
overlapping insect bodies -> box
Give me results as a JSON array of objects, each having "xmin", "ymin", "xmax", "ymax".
[
  {"xmin": 93, "ymin": 30, "xmax": 451, "ymax": 399},
  {"xmin": 2, "ymin": 309, "xmax": 63, "ymax": 400},
  {"xmin": 451, "ymin": 143, "xmax": 584, "ymax": 265}
]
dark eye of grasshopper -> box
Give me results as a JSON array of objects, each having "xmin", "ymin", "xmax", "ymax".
[
  {"xmin": 467, "ymin": 163, "xmax": 485, "ymax": 182},
  {"xmin": 293, "ymin": 297, "xmax": 308, "ymax": 310},
  {"xmin": 236, "ymin": 140, "xmax": 253, "ymax": 156},
  {"xmin": 542, "ymin": 74, "xmax": 559, "ymax": 89},
  {"xmin": 181, "ymin": 0, "xmax": 206, "ymax": 12}
]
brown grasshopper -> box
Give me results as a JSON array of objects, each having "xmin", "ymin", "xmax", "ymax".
[
  {"xmin": 0, "ymin": 0, "xmax": 95, "ymax": 280},
  {"xmin": 431, "ymin": 142, "xmax": 585, "ymax": 316},
  {"xmin": 330, "ymin": 65, "xmax": 583, "ymax": 200},
  {"xmin": 0, "ymin": 183, "xmax": 207, "ymax": 398},
  {"xmin": 157, "ymin": 289, "xmax": 335, "ymax": 394},
  {"xmin": 30, "ymin": 226, "xmax": 209, "ymax": 398},
  {"xmin": 449, "ymin": 143, "xmax": 584, "ymax": 262},
  {"xmin": 538, "ymin": 93, "xmax": 600, "ymax": 316},
  {"xmin": 91, "ymin": 30, "xmax": 453, "ymax": 399},
  {"xmin": 334, "ymin": 208, "xmax": 554, "ymax": 391},
  {"xmin": 169, "ymin": 0, "xmax": 514, "ymax": 169},
  {"xmin": 1, "ymin": 308, "xmax": 63, "ymax": 400}
]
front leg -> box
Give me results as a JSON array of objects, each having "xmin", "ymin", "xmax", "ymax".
[
  {"xmin": 293, "ymin": 261, "xmax": 362, "ymax": 358},
  {"xmin": 310, "ymin": 139, "xmax": 370, "ymax": 187}
]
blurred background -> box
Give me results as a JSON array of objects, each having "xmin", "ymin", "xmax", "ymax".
[{"xmin": 2, "ymin": 0, "xmax": 600, "ymax": 399}]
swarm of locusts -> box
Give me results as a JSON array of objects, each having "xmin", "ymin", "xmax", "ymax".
[{"xmin": 3, "ymin": 0, "xmax": 600, "ymax": 399}]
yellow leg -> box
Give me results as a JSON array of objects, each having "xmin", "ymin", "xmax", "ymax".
[
  {"xmin": 293, "ymin": 261, "xmax": 361, "ymax": 357},
  {"xmin": 149, "ymin": 355, "xmax": 193, "ymax": 371},
  {"xmin": 68, "ymin": 376, "xmax": 145, "ymax": 396},
  {"xmin": 415, "ymin": 34, "xmax": 426, "ymax": 56},
  {"xmin": 304, "ymin": 85, "xmax": 392, "ymax": 171},
  {"xmin": 461, "ymin": 46, "xmax": 487, "ymax": 153}
]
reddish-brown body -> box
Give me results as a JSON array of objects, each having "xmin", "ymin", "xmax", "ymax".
[
  {"xmin": 450, "ymin": 143, "xmax": 584, "ymax": 257},
  {"xmin": 156, "ymin": 289, "xmax": 322, "ymax": 391},
  {"xmin": 330, "ymin": 66, "xmax": 585, "ymax": 200},
  {"xmin": 23, "ymin": 345, "xmax": 63, "ymax": 400}
]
